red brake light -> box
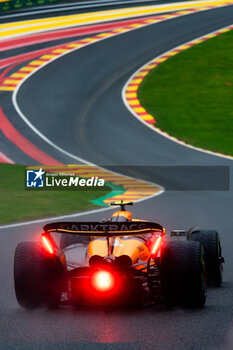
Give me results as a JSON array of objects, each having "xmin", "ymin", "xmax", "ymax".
[
  {"xmin": 92, "ymin": 271, "xmax": 115, "ymax": 292},
  {"xmin": 42, "ymin": 235, "xmax": 54, "ymax": 254},
  {"xmin": 151, "ymin": 236, "xmax": 162, "ymax": 256}
]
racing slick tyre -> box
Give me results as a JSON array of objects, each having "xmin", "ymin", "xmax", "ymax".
[
  {"xmin": 190, "ymin": 230, "xmax": 223, "ymax": 287},
  {"xmin": 161, "ymin": 240, "xmax": 206, "ymax": 307},
  {"xmin": 60, "ymin": 234, "xmax": 89, "ymax": 249},
  {"xmin": 14, "ymin": 242, "xmax": 64, "ymax": 308}
]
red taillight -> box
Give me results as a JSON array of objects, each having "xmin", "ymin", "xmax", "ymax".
[
  {"xmin": 151, "ymin": 236, "xmax": 162, "ymax": 256},
  {"xmin": 42, "ymin": 235, "xmax": 54, "ymax": 255},
  {"xmin": 92, "ymin": 271, "xmax": 115, "ymax": 292}
]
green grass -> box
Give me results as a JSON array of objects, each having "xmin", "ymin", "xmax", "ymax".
[
  {"xmin": 138, "ymin": 30, "xmax": 233, "ymax": 156},
  {"xmin": 0, "ymin": 164, "xmax": 111, "ymax": 224}
]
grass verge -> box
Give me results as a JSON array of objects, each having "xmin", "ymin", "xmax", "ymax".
[
  {"xmin": 0, "ymin": 164, "xmax": 111, "ymax": 224},
  {"xmin": 138, "ymin": 30, "xmax": 233, "ymax": 156}
]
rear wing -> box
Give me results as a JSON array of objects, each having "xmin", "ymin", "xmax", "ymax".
[{"xmin": 43, "ymin": 221, "xmax": 163, "ymax": 237}]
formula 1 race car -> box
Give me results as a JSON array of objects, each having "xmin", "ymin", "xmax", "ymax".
[{"xmin": 14, "ymin": 201, "xmax": 224, "ymax": 309}]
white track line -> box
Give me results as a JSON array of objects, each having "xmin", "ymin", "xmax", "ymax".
[
  {"xmin": 4, "ymin": 7, "xmax": 229, "ymax": 230},
  {"xmin": 7, "ymin": 9, "xmax": 187, "ymax": 230},
  {"xmin": 0, "ymin": 207, "xmax": 116, "ymax": 230},
  {"xmin": 0, "ymin": 0, "xmax": 159, "ymax": 20},
  {"xmin": 1, "ymin": 0, "xmax": 230, "ymax": 41},
  {"xmin": 12, "ymin": 7, "xmax": 199, "ymax": 165},
  {"xmin": 0, "ymin": 190, "xmax": 163, "ymax": 230},
  {"xmin": 8, "ymin": 18, "xmax": 170, "ymax": 230},
  {"xmin": 122, "ymin": 24, "xmax": 233, "ymax": 161}
]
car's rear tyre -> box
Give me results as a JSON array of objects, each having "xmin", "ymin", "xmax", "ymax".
[
  {"xmin": 161, "ymin": 240, "xmax": 206, "ymax": 307},
  {"xmin": 14, "ymin": 242, "xmax": 64, "ymax": 308},
  {"xmin": 60, "ymin": 234, "xmax": 89, "ymax": 250},
  {"xmin": 190, "ymin": 230, "xmax": 223, "ymax": 286}
]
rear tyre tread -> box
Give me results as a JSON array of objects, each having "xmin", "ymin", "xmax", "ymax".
[
  {"xmin": 190, "ymin": 230, "xmax": 223, "ymax": 286},
  {"xmin": 14, "ymin": 242, "xmax": 64, "ymax": 308},
  {"xmin": 161, "ymin": 240, "xmax": 206, "ymax": 307}
]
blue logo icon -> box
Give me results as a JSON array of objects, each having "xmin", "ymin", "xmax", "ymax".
[{"xmin": 26, "ymin": 168, "xmax": 45, "ymax": 188}]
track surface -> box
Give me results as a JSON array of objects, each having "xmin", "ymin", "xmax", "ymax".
[
  {"xmin": 0, "ymin": 0, "xmax": 193, "ymax": 22},
  {"xmin": 0, "ymin": 5, "xmax": 233, "ymax": 350}
]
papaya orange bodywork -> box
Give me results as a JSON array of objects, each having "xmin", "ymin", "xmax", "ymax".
[
  {"xmin": 87, "ymin": 237, "xmax": 150, "ymax": 264},
  {"xmin": 111, "ymin": 210, "xmax": 133, "ymax": 220}
]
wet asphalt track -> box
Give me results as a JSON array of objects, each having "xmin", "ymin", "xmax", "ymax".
[{"xmin": 0, "ymin": 4, "xmax": 233, "ymax": 350}]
